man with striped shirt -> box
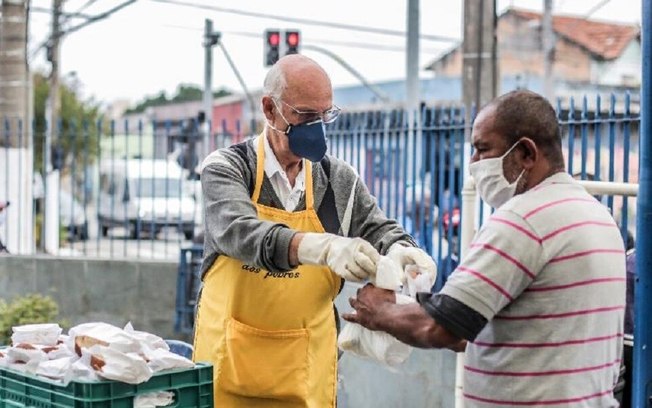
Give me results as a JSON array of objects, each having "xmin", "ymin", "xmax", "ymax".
[{"xmin": 344, "ymin": 90, "xmax": 625, "ymax": 407}]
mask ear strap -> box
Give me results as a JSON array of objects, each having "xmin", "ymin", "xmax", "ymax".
[
  {"xmin": 266, "ymin": 121, "xmax": 292, "ymax": 135},
  {"xmin": 502, "ymin": 140, "xmax": 521, "ymax": 158}
]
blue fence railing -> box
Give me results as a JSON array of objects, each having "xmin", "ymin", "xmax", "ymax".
[{"xmin": 0, "ymin": 93, "xmax": 640, "ymax": 265}]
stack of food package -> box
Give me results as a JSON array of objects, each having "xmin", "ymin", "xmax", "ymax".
[{"xmin": 0, "ymin": 322, "xmax": 194, "ymax": 385}]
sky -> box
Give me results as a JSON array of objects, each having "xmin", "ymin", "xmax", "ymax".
[{"xmin": 26, "ymin": 0, "xmax": 643, "ymax": 107}]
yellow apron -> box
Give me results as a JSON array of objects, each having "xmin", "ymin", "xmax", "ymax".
[{"xmin": 193, "ymin": 136, "xmax": 340, "ymax": 408}]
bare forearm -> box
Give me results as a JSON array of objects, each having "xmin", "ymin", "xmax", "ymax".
[{"xmin": 376, "ymin": 303, "xmax": 462, "ymax": 349}]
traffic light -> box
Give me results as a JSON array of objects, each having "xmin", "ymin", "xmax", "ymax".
[
  {"xmin": 264, "ymin": 29, "xmax": 302, "ymax": 66},
  {"xmin": 285, "ymin": 30, "xmax": 300, "ymax": 55},
  {"xmin": 264, "ymin": 29, "xmax": 281, "ymax": 67}
]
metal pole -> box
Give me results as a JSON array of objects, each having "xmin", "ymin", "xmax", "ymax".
[
  {"xmin": 542, "ymin": 0, "xmax": 554, "ymax": 101},
  {"xmin": 456, "ymin": 176, "xmax": 478, "ymax": 408},
  {"xmin": 203, "ymin": 18, "xmax": 214, "ymax": 159},
  {"xmin": 406, "ymin": 0, "xmax": 421, "ymax": 188},
  {"xmin": 634, "ymin": 0, "xmax": 652, "ymax": 405},
  {"xmin": 406, "ymin": 0, "xmax": 419, "ymax": 112},
  {"xmin": 43, "ymin": 0, "xmax": 62, "ymax": 253},
  {"xmin": 462, "ymin": 0, "xmax": 497, "ymax": 141},
  {"xmin": 0, "ymin": 0, "xmax": 29, "ymax": 147},
  {"xmin": 302, "ymin": 45, "xmax": 391, "ymax": 103},
  {"xmin": 218, "ymin": 42, "xmax": 256, "ymax": 135}
]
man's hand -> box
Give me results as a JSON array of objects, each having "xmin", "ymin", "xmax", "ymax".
[
  {"xmin": 297, "ymin": 233, "xmax": 381, "ymax": 282},
  {"xmin": 342, "ymin": 283, "xmax": 396, "ymax": 331},
  {"xmin": 387, "ymin": 244, "xmax": 437, "ymax": 284}
]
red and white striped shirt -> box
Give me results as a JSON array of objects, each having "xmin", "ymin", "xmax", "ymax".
[{"xmin": 442, "ymin": 172, "xmax": 625, "ymax": 407}]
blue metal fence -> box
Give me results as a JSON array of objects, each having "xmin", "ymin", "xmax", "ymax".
[{"xmin": 0, "ymin": 93, "xmax": 640, "ymax": 264}]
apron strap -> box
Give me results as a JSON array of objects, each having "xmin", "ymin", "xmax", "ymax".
[
  {"xmin": 252, "ymin": 136, "xmax": 266, "ymax": 203},
  {"xmin": 305, "ymin": 163, "xmax": 314, "ymax": 211}
]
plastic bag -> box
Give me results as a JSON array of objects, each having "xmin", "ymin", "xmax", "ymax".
[
  {"xmin": 403, "ymin": 264, "xmax": 436, "ymax": 297},
  {"xmin": 337, "ymin": 256, "xmax": 415, "ymax": 366}
]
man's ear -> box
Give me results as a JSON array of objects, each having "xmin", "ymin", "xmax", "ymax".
[
  {"xmin": 520, "ymin": 138, "xmax": 538, "ymax": 168},
  {"xmin": 262, "ymin": 96, "xmax": 275, "ymax": 122}
]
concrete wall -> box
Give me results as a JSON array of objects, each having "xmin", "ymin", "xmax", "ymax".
[
  {"xmin": 0, "ymin": 255, "xmax": 457, "ymax": 407},
  {"xmin": 0, "ymin": 255, "xmax": 181, "ymax": 340}
]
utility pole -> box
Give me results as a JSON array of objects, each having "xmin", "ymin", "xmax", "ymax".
[
  {"xmin": 406, "ymin": 0, "xmax": 420, "ymax": 112},
  {"xmin": 406, "ymin": 0, "xmax": 422, "ymax": 188},
  {"xmin": 634, "ymin": 1, "xmax": 652, "ymax": 405},
  {"xmin": 0, "ymin": 0, "xmax": 29, "ymax": 147},
  {"xmin": 462, "ymin": 0, "xmax": 498, "ymax": 138},
  {"xmin": 542, "ymin": 0, "xmax": 554, "ymax": 101},
  {"xmin": 458, "ymin": 2, "xmax": 497, "ymax": 406},
  {"xmin": 203, "ymin": 19, "xmax": 219, "ymax": 159},
  {"xmin": 0, "ymin": 0, "xmax": 33, "ymax": 255},
  {"xmin": 43, "ymin": 0, "xmax": 62, "ymax": 253}
]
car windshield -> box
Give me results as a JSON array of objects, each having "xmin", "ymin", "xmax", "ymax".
[{"xmin": 131, "ymin": 178, "xmax": 185, "ymax": 198}]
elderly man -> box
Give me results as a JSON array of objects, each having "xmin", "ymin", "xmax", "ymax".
[
  {"xmin": 345, "ymin": 90, "xmax": 625, "ymax": 407},
  {"xmin": 193, "ymin": 54, "xmax": 436, "ymax": 407}
]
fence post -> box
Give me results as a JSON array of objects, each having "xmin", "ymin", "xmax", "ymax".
[{"xmin": 634, "ymin": 0, "xmax": 652, "ymax": 405}]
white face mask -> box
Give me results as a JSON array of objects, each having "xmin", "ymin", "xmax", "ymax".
[{"xmin": 469, "ymin": 140, "xmax": 526, "ymax": 209}]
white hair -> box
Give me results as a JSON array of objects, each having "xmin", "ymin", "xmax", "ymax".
[{"xmin": 263, "ymin": 64, "xmax": 287, "ymax": 99}]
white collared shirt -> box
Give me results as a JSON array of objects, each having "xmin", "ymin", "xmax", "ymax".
[{"xmin": 260, "ymin": 135, "xmax": 305, "ymax": 211}]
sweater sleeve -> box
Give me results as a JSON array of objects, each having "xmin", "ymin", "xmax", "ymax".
[{"xmin": 200, "ymin": 148, "xmax": 296, "ymax": 274}]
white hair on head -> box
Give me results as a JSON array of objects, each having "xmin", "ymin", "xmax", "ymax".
[{"xmin": 263, "ymin": 64, "xmax": 287, "ymax": 99}]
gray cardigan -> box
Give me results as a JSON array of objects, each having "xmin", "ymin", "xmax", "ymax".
[{"xmin": 199, "ymin": 138, "xmax": 416, "ymax": 278}]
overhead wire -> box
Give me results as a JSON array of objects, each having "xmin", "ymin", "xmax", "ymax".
[
  {"xmin": 29, "ymin": 0, "xmax": 137, "ymax": 59},
  {"xmin": 583, "ymin": 0, "xmax": 612, "ymax": 19},
  {"xmin": 151, "ymin": 0, "xmax": 459, "ymax": 43},
  {"xmin": 163, "ymin": 24, "xmax": 449, "ymax": 54}
]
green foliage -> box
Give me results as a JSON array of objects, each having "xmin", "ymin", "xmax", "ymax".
[
  {"xmin": 33, "ymin": 73, "xmax": 103, "ymax": 174},
  {"xmin": 124, "ymin": 84, "xmax": 232, "ymax": 114},
  {"xmin": 0, "ymin": 294, "xmax": 65, "ymax": 345}
]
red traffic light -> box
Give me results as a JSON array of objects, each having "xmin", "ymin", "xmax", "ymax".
[
  {"xmin": 286, "ymin": 32, "xmax": 299, "ymax": 47},
  {"xmin": 267, "ymin": 32, "xmax": 280, "ymax": 46}
]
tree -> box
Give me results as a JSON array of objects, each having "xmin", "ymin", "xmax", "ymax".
[
  {"xmin": 124, "ymin": 84, "xmax": 232, "ymax": 114},
  {"xmin": 33, "ymin": 72, "xmax": 102, "ymax": 178}
]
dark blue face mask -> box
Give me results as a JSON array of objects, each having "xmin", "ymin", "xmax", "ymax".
[{"xmin": 284, "ymin": 119, "xmax": 327, "ymax": 162}]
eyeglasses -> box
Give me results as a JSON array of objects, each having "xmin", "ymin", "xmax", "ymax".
[{"xmin": 275, "ymin": 99, "xmax": 341, "ymax": 124}]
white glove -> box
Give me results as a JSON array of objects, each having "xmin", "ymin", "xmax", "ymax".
[
  {"xmin": 386, "ymin": 244, "xmax": 438, "ymax": 287},
  {"xmin": 297, "ymin": 233, "xmax": 380, "ymax": 282}
]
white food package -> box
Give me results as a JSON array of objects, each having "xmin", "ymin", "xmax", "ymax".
[
  {"xmin": 35, "ymin": 357, "xmax": 74, "ymax": 385},
  {"xmin": 143, "ymin": 346, "xmax": 195, "ymax": 373},
  {"xmin": 7, "ymin": 344, "xmax": 48, "ymax": 365},
  {"xmin": 124, "ymin": 322, "xmax": 169, "ymax": 351},
  {"xmin": 11, "ymin": 323, "xmax": 62, "ymax": 347},
  {"xmin": 338, "ymin": 256, "xmax": 416, "ymax": 366},
  {"xmin": 85, "ymin": 346, "xmax": 153, "ymax": 384},
  {"xmin": 41, "ymin": 344, "xmax": 76, "ymax": 360},
  {"xmin": 0, "ymin": 349, "xmax": 9, "ymax": 367},
  {"xmin": 68, "ymin": 322, "xmax": 141, "ymax": 355},
  {"xmin": 71, "ymin": 355, "xmax": 101, "ymax": 382},
  {"xmin": 134, "ymin": 391, "xmax": 175, "ymax": 407}
]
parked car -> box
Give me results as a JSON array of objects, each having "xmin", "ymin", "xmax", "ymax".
[{"xmin": 97, "ymin": 159, "xmax": 197, "ymax": 240}]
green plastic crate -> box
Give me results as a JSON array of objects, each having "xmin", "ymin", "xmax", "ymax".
[{"xmin": 0, "ymin": 362, "xmax": 213, "ymax": 407}]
